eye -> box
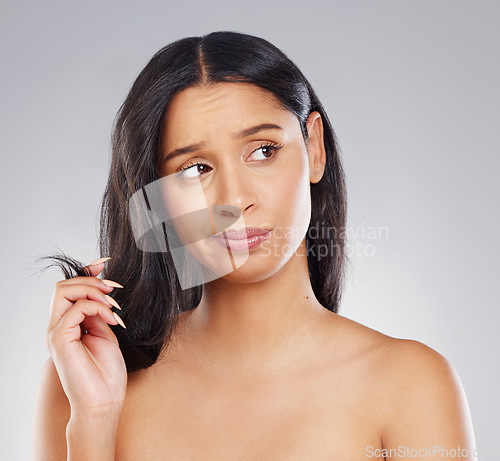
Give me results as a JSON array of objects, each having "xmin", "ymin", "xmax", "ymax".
[
  {"xmin": 249, "ymin": 142, "xmax": 284, "ymax": 163},
  {"xmin": 176, "ymin": 141, "xmax": 284, "ymax": 179},
  {"xmin": 177, "ymin": 162, "xmax": 212, "ymax": 179}
]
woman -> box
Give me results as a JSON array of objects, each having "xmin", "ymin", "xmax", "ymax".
[{"xmin": 32, "ymin": 31, "xmax": 477, "ymax": 460}]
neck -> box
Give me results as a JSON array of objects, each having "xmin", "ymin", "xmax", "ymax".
[{"xmin": 182, "ymin": 239, "xmax": 330, "ymax": 374}]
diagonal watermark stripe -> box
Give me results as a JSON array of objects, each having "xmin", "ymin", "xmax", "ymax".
[{"xmin": 128, "ymin": 173, "xmax": 251, "ymax": 289}]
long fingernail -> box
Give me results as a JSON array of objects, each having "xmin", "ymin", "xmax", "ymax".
[
  {"xmin": 101, "ymin": 279, "xmax": 124, "ymax": 288},
  {"xmin": 113, "ymin": 312, "xmax": 126, "ymax": 329},
  {"xmin": 105, "ymin": 295, "xmax": 121, "ymax": 310},
  {"xmin": 89, "ymin": 256, "xmax": 111, "ymax": 266}
]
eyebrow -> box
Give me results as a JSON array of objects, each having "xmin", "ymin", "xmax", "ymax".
[{"xmin": 163, "ymin": 123, "xmax": 283, "ymax": 163}]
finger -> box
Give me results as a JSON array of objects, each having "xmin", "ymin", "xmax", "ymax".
[
  {"xmin": 81, "ymin": 313, "xmax": 119, "ymax": 345},
  {"xmin": 54, "ymin": 275, "xmax": 114, "ymax": 292},
  {"xmin": 48, "ymin": 299, "xmax": 119, "ymax": 350},
  {"xmin": 48, "ymin": 284, "xmax": 117, "ymax": 332},
  {"xmin": 83, "ymin": 258, "xmax": 111, "ymax": 278}
]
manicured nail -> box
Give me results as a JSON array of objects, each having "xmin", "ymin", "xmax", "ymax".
[
  {"xmin": 89, "ymin": 256, "xmax": 111, "ymax": 266},
  {"xmin": 105, "ymin": 295, "xmax": 121, "ymax": 310},
  {"xmin": 101, "ymin": 279, "xmax": 124, "ymax": 288},
  {"xmin": 113, "ymin": 312, "xmax": 126, "ymax": 329}
]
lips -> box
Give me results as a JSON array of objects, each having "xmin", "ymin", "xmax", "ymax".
[
  {"xmin": 214, "ymin": 227, "xmax": 271, "ymax": 240},
  {"xmin": 211, "ymin": 227, "xmax": 272, "ymax": 251}
]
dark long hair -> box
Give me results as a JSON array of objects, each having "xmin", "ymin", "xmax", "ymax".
[{"xmin": 40, "ymin": 31, "xmax": 348, "ymax": 373}]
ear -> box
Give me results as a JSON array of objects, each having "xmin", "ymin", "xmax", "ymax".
[{"xmin": 305, "ymin": 111, "xmax": 326, "ymax": 184}]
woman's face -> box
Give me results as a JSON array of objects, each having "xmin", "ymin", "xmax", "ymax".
[{"xmin": 156, "ymin": 82, "xmax": 325, "ymax": 284}]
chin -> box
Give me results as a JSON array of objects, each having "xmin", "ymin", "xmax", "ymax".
[
  {"xmin": 210, "ymin": 247, "xmax": 296, "ymax": 285},
  {"xmin": 226, "ymin": 264, "xmax": 277, "ymax": 284}
]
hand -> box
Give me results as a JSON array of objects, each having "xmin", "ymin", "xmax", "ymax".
[{"xmin": 46, "ymin": 258, "xmax": 127, "ymax": 417}]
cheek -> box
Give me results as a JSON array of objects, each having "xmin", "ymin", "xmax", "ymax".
[
  {"xmin": 270, "ymin": 157, "xmax": 312, "ymax": 229},
  {"xmin": 157, "ymin": 176, "xmax": 214, "ymax": 247}
]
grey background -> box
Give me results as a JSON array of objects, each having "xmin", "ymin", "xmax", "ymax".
[{"xmin": 1, "ymin": 0, "xmax": 498, "ymax": 459}]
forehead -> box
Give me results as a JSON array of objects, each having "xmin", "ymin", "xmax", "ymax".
[{"xmin": 161, "ymin": 83, "xmax": 297, "ymax": 145}]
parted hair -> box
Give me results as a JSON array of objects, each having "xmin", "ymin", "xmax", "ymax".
[{"xmin": 40, "ymin": 31, "xmax": 348, "ymax": 373}]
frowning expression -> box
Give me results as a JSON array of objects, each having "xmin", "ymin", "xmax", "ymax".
[{"xmin": 156, "ymin": 82, "xmax": 325, "ymax": 283}]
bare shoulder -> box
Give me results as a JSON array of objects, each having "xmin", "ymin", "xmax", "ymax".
[
  {"xmin": 327, "ymin": 313, "xmax": 458, "ymax": 380},
  {"xmin": 328, "ymin": 314, "xmax": 476, "ymax": 454},
  {"xmin": 32, "ymin": 357, "xmax": 70, "ymax": 460}
]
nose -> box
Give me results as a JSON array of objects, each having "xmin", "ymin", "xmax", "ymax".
[{"xmin": 210, "ymin": 159, "xmax": 260, "ymax": 219}]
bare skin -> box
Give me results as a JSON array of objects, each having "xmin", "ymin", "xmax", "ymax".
[
  {"xmin": 115, "ymin": 83, "xmax": 476, "ymax": 459},
  {"xmin": 115, "ymin": 311, "xmax": 475, "ymax": 460},
  {"xmin": 33, "ymin": 82, "xmax": 476, "ymax": 460}
]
